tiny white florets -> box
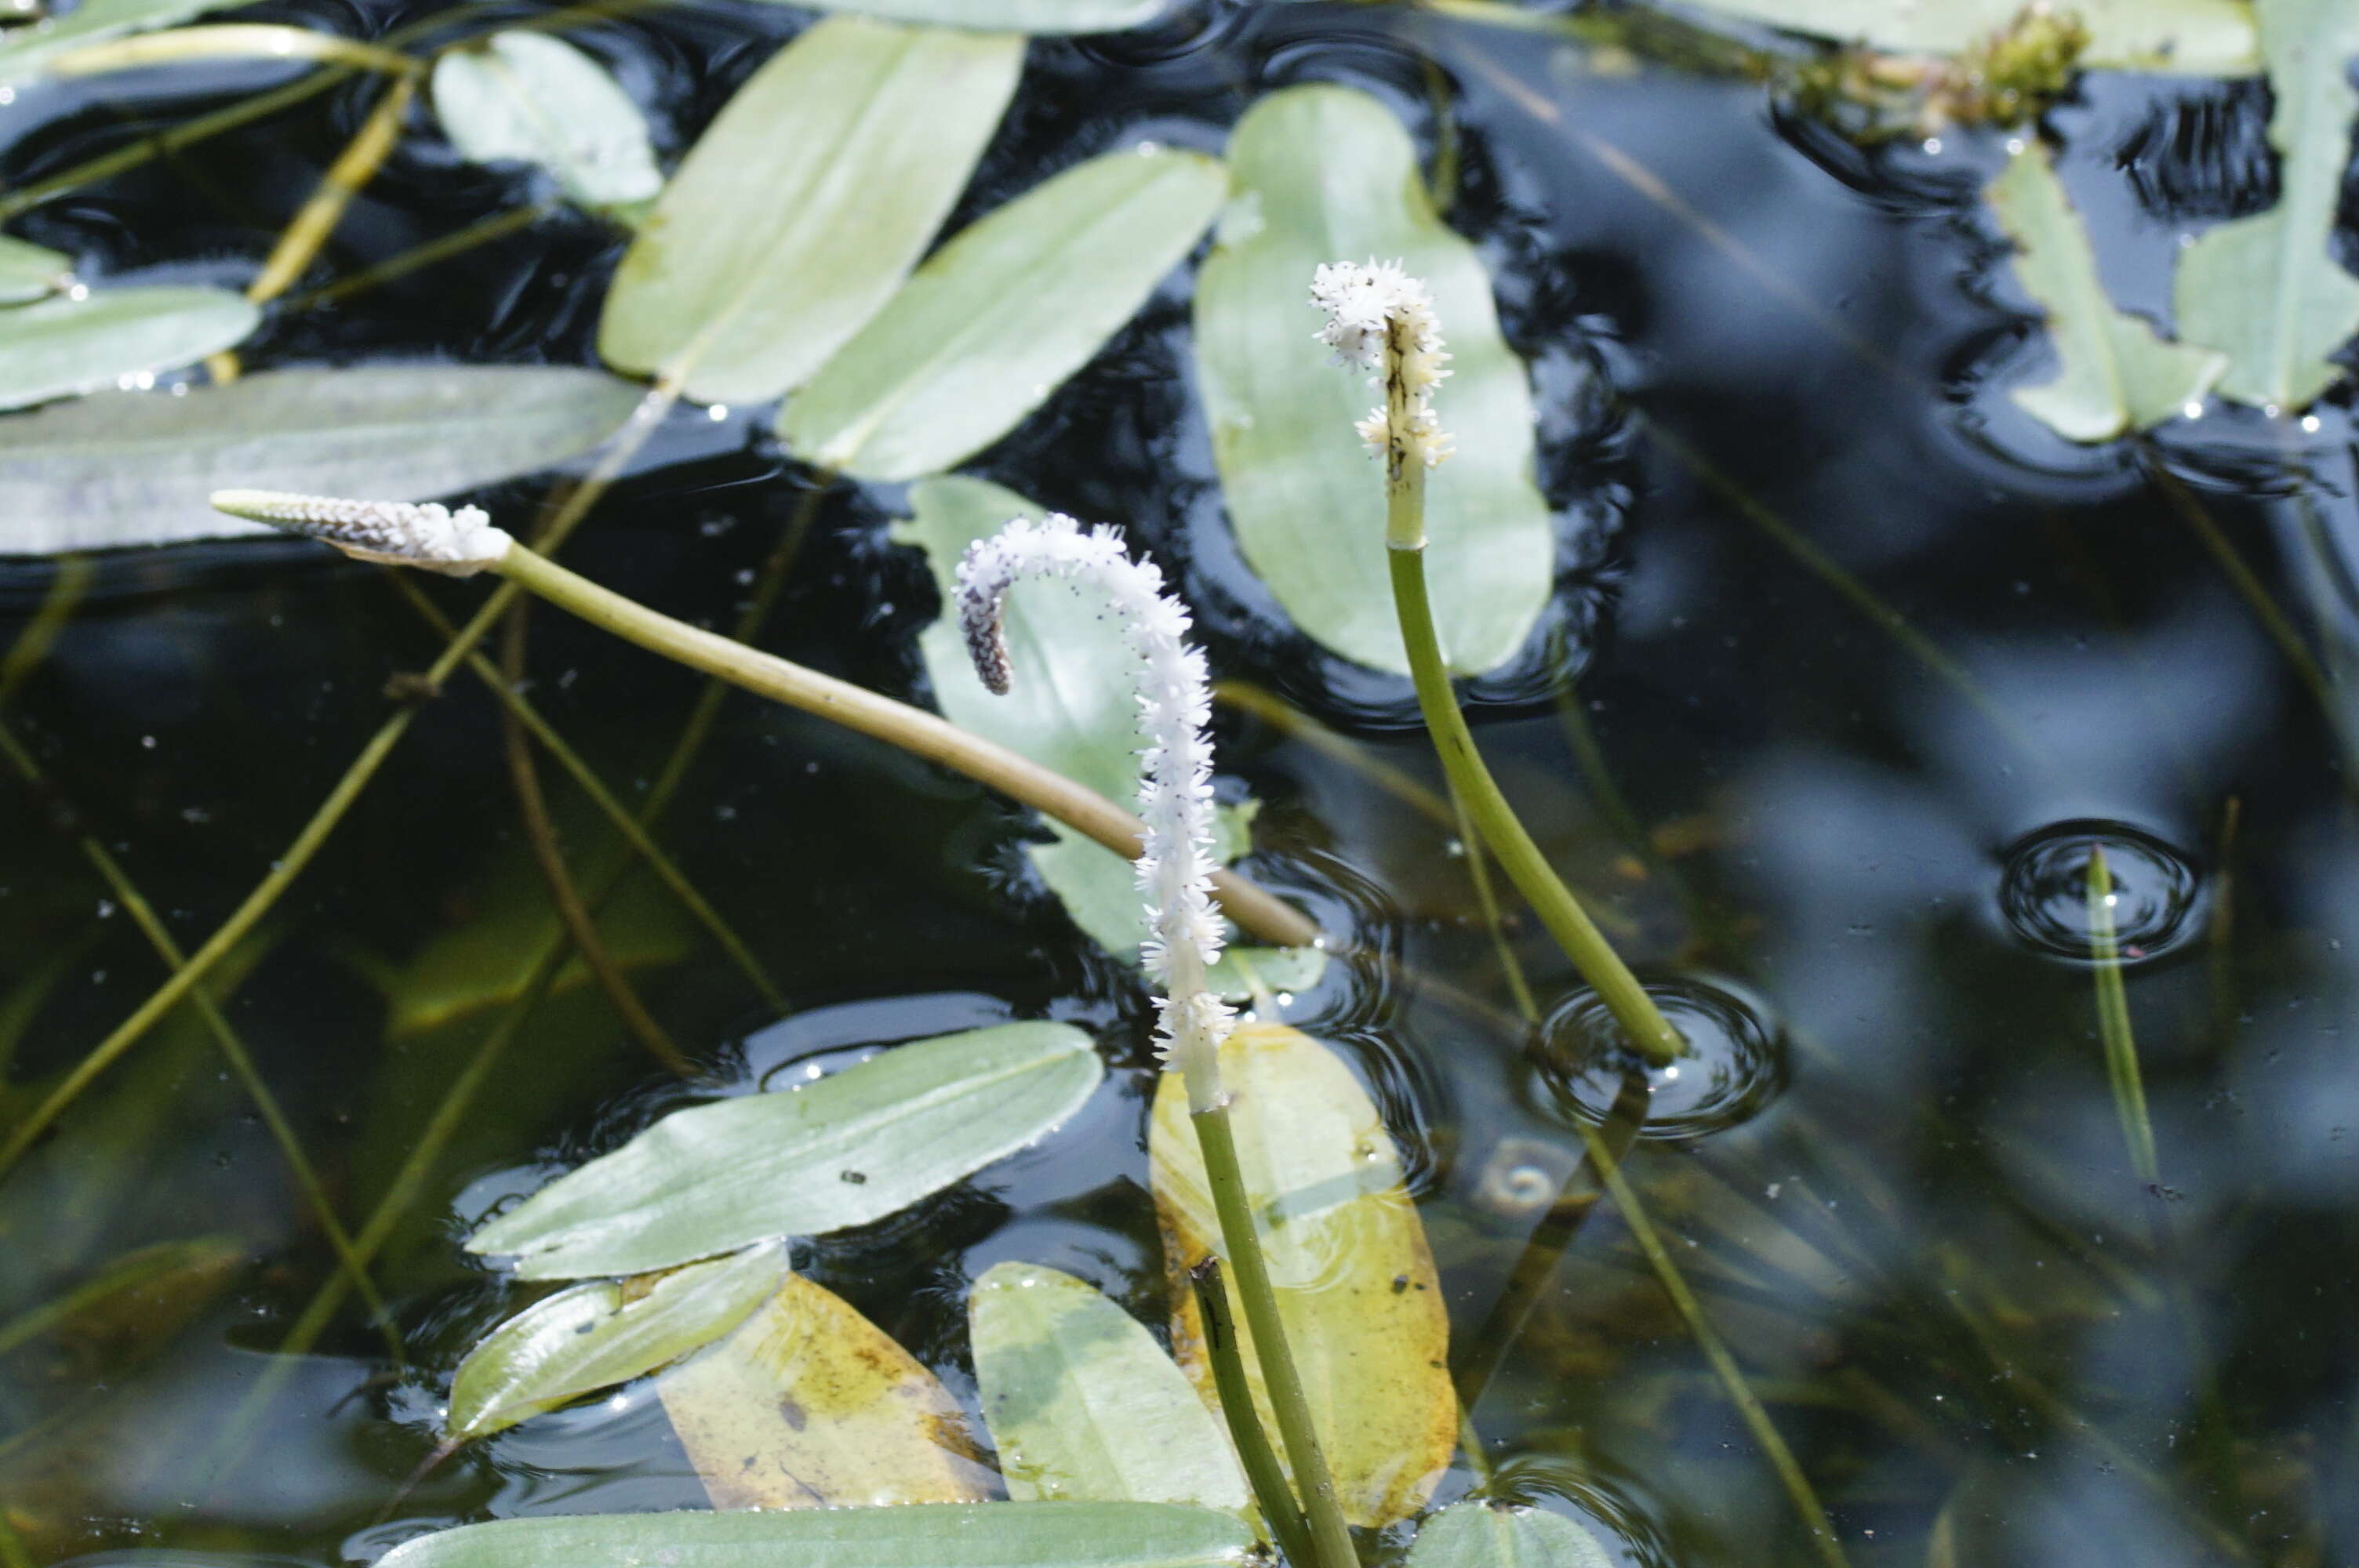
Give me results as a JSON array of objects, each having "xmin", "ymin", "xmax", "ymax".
[
  {"xmin": 1310, "ymin": 259, "xmax": 1454, "ymax": 473},
  {"xmin": 209, "ymin": 489, "xmax": 511, "ymax": 576}
]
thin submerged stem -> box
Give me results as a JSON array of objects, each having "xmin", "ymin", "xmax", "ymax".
[{"xmin": 1191, "ymin": 1258, "xmax": 1318, "ymax": 1567}]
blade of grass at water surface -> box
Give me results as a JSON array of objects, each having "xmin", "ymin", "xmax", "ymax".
[
  {"xmin": 969, "ymin": 1261, "xmax": 1255, "ymax": 1523},
  {"xmin": 42, "ymin": 22, "xmax": 414, "ymax": 76},
  {"xmin": 1667, "ymin": 0, "xmax": 2256, "ymax": 73},
  {"xmin": 1194, "ymin": 85, "xmax": 1551, "ymax": 677},
  {"xmin": 0, "ymin": 365, "xmax": 642, "ymax": 553},
  {"xmin": 375, "ymin": 1502, "xmax": 1259, "ymax": 1568},
  {"xmin": 597, "ymin": 16, "xmax": 1020, "ymax": 406},
  {"xmin": 1149, "ymin": 1022, "xmax": 1455, "ymax": 1530},
  {"xmin": 1405, "ymin": 1501, "xmax": 1615, "ymax": 1568},
  {"xmin": 0, "ymin": 236, "xmax": 70, "ymax": 304},
  {"xmin": 445, "ymin": 1240, "xmax": 785, "ymax": 1439},
  {"xmin": 658, "ymin": 1271, "xmax": 994, "ymax": 1508},
  {"xmin": 431, "ymin": 31, "xmax": 660, "ymax": 215},
  {"xmin": 0, "ymin": 0, "xmax": 264, "ymax": 85},
  {"xmin": 0, "ymin": 286, "xmax": 255, "ymax": 415},
  {"xmin": 781, "ymin": 145, "xmax": 1223, "ymax": 481},
  {"xmin": 467, "ymin": 1022, "xmax": 1101, "ymax": 1279},
  {"xmin": 765, "ymin": 0, "xmax": 1164, "ymax": 31}
]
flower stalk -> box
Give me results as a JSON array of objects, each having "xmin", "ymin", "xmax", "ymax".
[{"xmin": 1310, "ymin": 262, "xmax": 1684, "ymax": 1067}]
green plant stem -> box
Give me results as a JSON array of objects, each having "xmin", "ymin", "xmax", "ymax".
[
  {"xmin": 1447, "ymin": 778, "xmax": 1539, "ymax": 1020},
  {"xmin": 1189, "ymin": 1257, "xmax": 1318, "ymax": 1568},
  {"xmin": 1384, "ymin": 539, "xmax": 1681, "ymax": 1065},
  {"xmin": 491, "ymin": 541, "xmax": 1321, "ymax": 952},
  {"xmin": 1184, "ymin": 1085, "xmax": 1360, "ymax": 1568}
]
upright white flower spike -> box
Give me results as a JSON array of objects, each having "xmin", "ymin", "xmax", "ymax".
[
  {"xmin": 209, "ymin": 490, "xmax": 514, "ymax": 576},
  {"xmin": 956, "ymin": 514, "xmax": 1234, "ymax": 1089},
  {"xmin": 1310, "ymin": 259, "xmax": 1453, "ymax": 483}
]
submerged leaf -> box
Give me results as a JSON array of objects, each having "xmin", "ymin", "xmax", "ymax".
[
  {"xmin": 1406, "ymin": 1503, "xmax": 1616, "ymax": 1568},
  {"xmin": 1986, "ymin": 141, "xmax": 2223, "ymax": 441},
  {"xmin": 781, "ymin": 144, "xmax": 1223, "ymax": 481},
  {"xmin": 598, "ymin": 16, "xmax": 1020, "ymax": 405},
  {"xmin": 0, "ymin": 285, "xmax": 254, "ymax": 414},
  {"xmin": 468, "ymin": 1021, "xmax": 1101, "ymax": 1279},
  {"xmin": 765, "ymin": 0, "xmax": 1163, "ymax": 33},
  {"xmin": 659, "ymin": 1272, "xmax": 992, "ymax": 1508},
  {"xmin": 969, "ymin": 1261, "xmax": 1252, "ymax": 1519},
  {"xmin": 1195, "ymin": 85, "xmax": 1552, "ymax": 677},
  {"xmin": 445, "ymin": 1241, "xmax": 784, "ymax": 1439},
  {"xmin": 431, "ymin": 32, "xmax": 661, "ymax": 213},
  {"xmin": 1674, "ymin": 0, "xmax": 2256, "ymax": 74},
  {"xmin": 0, "ymin": 365, "xmax": 643, "ymax": 554},
  {"xmin": 0, "ymin": 0, "xmax": 260, "ymax": 85},
  {"xmin": 0, "ymin": 235, "xmax": 71, "ymax": 305},
  {"xmin": 2175, "ymin": 0, "xmax": 2359, "ymax": 411},
  {"xmin": 375, "ymin": 1502, "xmax": 1257, "ymax": 1568},
  {"xmin": 1150, "ymin": 1022, "xmax": 1454, "ymax": 1528}
]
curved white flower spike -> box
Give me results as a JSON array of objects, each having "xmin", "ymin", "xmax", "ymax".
[
  {"xmin": 209, "ymin": 490, "xmax": 514, "ymax": 577},
  {"xmin": 956, "ymin": 514, "xmax": 1235, "ymax": 1088},
  {"xmin": 1310, "ymin": 258, "xmax": 1453, "ymax": 479}
]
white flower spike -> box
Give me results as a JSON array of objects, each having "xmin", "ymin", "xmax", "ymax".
[
  {"xmin": 956, "ymin": 514, "xmax": 1234, "ymax": 1087},
  {"xmin": 209, "ymin": 490, "xmax": 514, "ymax": 576},
  {"xmin": 1310, "ymin": 259, "xmax": 1453, "ymax": 480}
]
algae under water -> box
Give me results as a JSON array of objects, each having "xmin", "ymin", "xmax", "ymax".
[{"xmin": 0, "ymin": 2, "xmax": 2354, "ymax": 1565}]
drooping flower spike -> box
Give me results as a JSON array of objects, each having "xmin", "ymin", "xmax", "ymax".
[
  {"xmin": 956, "ymin": 514, "xmax": 1234, "ymax": 1080},
  {"xmin": 209, "ymin": 490, "xmax": 514, "ymax": 575},
  {"xmin": 1309, "ymin": 259, "xmax": 1454, "ymax": 479}
]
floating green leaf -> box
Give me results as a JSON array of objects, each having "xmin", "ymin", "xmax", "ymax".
[
  {"xmin": 1673, "ymin": 0, "xmax": 2257, "ymax": 74},
  {"xmin": 892, "ymin": 477, "xmax": 1326, "ymax": 999},
  {"xmin": 1195, "ymin": 85, "xmax": 1551, "ymax": 677},
  {"xmin": 0, "ymin": 235, "xmax": 71, "ymax": 305},
  {"xmin": 1986, "ymin": 141, "xmax": 2223, "ymax": 441},
  {"xmin": 659, "ymin": 1272, "xmax": 992, "ymax": 1508},
  {"xmin": 0, "ymin": 285, "xmax": 254, "ymax": 415},
  {"xmin": 775, "ymin": 0, "xmax": 1163, "ymax": 33},
  {"xmin": 1406, "ymin": 1503, "xmax": 1616, "ymax": 1568},
  {"xmin": 1150, "ymin": 1022, "xmax": 1455, "ymax": 1528},
  {"xmin": 0, "ymin": 0, "xmax": 260, "ymax": 85},
  {"xmin": 970, "ymin": 1261, "xmax": 1252, "ymax": 1518},
  {"xmin": 0, "ymin": 365, "xmax": 643, "ymax": 554},
  {"xmin": 781, "ymin": 145, "xmax": 1223, "ymax": 481},
  {"xmin": 375, "ymin": 1502, "xmax": 1258, "ymax": 1568},
  {"xmin": 431, "ymin": 32, "xmax": 661, "ymax": 213},
  {"xmin": 2175, "ymin": 0, "xmax": 2359, "ymax": 411},
  {"xmin": 445, "ymin": 1241, "xmax": 784, "ymax": 1440},
  {"xmin": 468, "ymin": 1022, "xmax": 1101, "ymax": 1279},
  {"xmin": 598, "ymin": 16, "xmax": 1020, "ymax": 405}
]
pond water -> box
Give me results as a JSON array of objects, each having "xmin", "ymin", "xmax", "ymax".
[{"xmin": 1, "ymin": 3, "xmax": 2354, "ymax": 1566}]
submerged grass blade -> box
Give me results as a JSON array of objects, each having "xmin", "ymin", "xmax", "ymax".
[{"xmin": 2085, "ymin": 848, "xmax": 2162, "ymax": 1194}]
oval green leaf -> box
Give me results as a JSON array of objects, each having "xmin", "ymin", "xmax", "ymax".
[
  {"xmin": 970, "ymin": 1261, "xmax": 1252, "ymax": 1518},
  {"xmin": 1194, "ymin": 85, "xmax": 1551, "ymax": 677},
  {"xmin": 1407, "ymin": 1503, "xmax": 1616, "ymax": 1568},
  {"xmin": 1674, "ymin": 0, "xmax": 2256, "ymax": 74},
  {"xmin": 0, "ymin": 365, "xmax": 643, "ymax": 554},
  {"xmin": 660, "ymin": 1271, "xmax": 992, "ymax": 1508},
  {"xmin": 376, "ymin": 1502, "xmax": 1257, "ymax": 1568},
  {"xmin": 445, "ymin": 1240, "xmax": 784, "ymax": 1440},
  {"xmin": 765, "ymin": 0, "xmax": 1162, "ymax": 33},
  {"xmin": 0, "ymin": 285, "xmax": 254, "ymax": 414},
  {"xmin": 598, "ymin": 16, "xmax": 1021, "ymax": 406},
  {"xmin": 0, "ymin": 0, "xmax": 259, "ymax": 86},
  {"xmin": 1149, "ymin": 1022, "xmax": 1455, "ymax": 1528},
  {"xmin": 467, "ymin": 1021, "xmax": 1102, "ymax": 1279},
  {"xmin": 782, "ymin": 145, "xmax": 1223, "ymax": 481},
  {"xmin": 0, "ymin": 235, "xmax": 71, "ymax": 305},
  {"xmin": 2175, "ymin": 0, "xmax": 2359, "ymax": 411},
  {"xmin": 431, "ymin": 32, "xmax": 661, "ymax": 213},
  {"xmin": 1986, "ymin": 141, "xmax": 2223, "ymax": 441}
]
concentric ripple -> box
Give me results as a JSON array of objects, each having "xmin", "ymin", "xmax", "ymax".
[{"xmin": 1528, "ymin": 977, "xmax": 1787, "ymax": 1145}]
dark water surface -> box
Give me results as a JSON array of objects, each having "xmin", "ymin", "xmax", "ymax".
[{"xmin": 1, "ymin": 4, "xmax": 2354, "ymax": 1566}]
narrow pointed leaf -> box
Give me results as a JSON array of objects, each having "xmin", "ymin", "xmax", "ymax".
[
  {"xmin": 1150, "ymin": 1022, "xmax": 1454, "ymax": 1528},
  {"xmin": 782, "ymin": 145, "xmax": 1223, "ymax": 481},
  {"xmin": 1407, "ymin": 1503, "xmax": 1616, "ymax": 1568},
  {"xmin": 468, "ymin": 1022, "xmax": 1101, "ymax": 1279},
  {"xmin": 0, "ymin": 235, "xmax": 71, "ymax": 305},
  {"xmin": 598, "ymin": 16, "xmax": 1020, "ymax": 405},
  {"xmin": 0, "ymin": 365, "xmax": 643, "ymax": 554},
  {"xmin": 431, "ymin": 32, "xmax": 660, "ymax": 212},
  {"xmin": 0, "ymin": 0, "xmax": 260, "ymax": 85},
  {"xmin": 1195, "ymin": 85, "xmax": 1551, "ymax": 676},
  {"xmin": 764, "ymin": 0, "xmax": 1163, "ymax": 32},
  {"xmin": 0, "ymin": 285, "xmax": 255, "ymax": 414},
  {"xmin": 375, "ymin": 1502, "xmax": 1257, "ymax": 1568},
  {"xmin": 2175, "ymin": 0, "xmax": 2359, "ymax": 411},
  {"xmin": 1675, "ymin": 0, "xmax": 2256, "ymax": 74},
  {"xmin": 970, "ymin": 1261, "xmax": 1252, "ymax": 1518},
  {"xmin": 659, "ymin": 1272, "xmax": 992, "ymax": 1508},
  {"xmin": 445, "ymin": 1240, "xmax": 784, "ymax": 1439},
  {"xmin": 1986, "ymin": 141, "xmax": 2223, "ymax": 441}
]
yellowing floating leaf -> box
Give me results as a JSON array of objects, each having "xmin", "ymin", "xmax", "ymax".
[
  {"xmin": 1407, "ymin": 1502, "xmax": 1616, "ymax": 1568},
  {"xmin": 0, "ymin": 285, "xmax": 255, "ymax": 414},
  {"xmin": 1195, "ymin": 85, "xmax": 1552, "ymax": 677},
  {"xmin": 1672, "ymin": 0, "xmax": 2257, "ymax": 74},
  {"xmin": 431, "ymin": 32, "xmax": 661, "ymax": 214},
  {"xmin": 1150, "ymin": 1022, "xmax": 1454, "ymax": 1528},
  {"xmin": 598, "ymin": 16, "xmax": 1020, "ymax": 405},
  {"xmin": 444, "ymin": 1241, "xmax": 785, "ymax": 1440},
  {"xmin": 969, "ymin": 1261, "xmax": 1252, "ymax": 1519},
  {"xmin": 781, "ymin": 144, "xmax": 1223, "ymax": 481},
  {"xmin": 1986, "ymin": 140, "xmax": 2223, "ymax": 441},
  {"xmin": 2175, "ymin": 0, "xmax": 2359, "ymax": 412},
  {"xmin": 467, "ymin": 1021, "xmax": 1101, "ymax": 1279},
  {"xmin": 659, "ymin": 1272, "xmax": 992, "ymax": 1508}
]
